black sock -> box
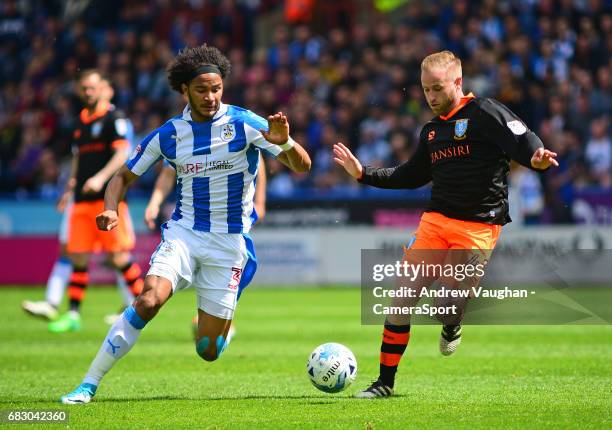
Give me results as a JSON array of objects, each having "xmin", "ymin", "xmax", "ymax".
[
  {"xmin": 68, "ymin": 267, "xmax": 88, "ymax": 313},
  {"xmin": 379, "ymin": 323, "xmax": 411, "ymax": 388}
]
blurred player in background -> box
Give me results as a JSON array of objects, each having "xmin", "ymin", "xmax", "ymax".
[
  {"xmin": 60, "ymin": 44, "xmax": 310, "ymax": 404},
  {"xmin": 43, "ymin": 70, "xmax": 144, "ymax": 333},
  {"xmin": 144, "ymin": 156, "xmax": 267, "ymax": 342},
  {"xmin": 22, "ymin": 77, "xmax": 141, "ymax": 326},
  {"xmin": 334, "ymin": 51, "xmax": 558, "ymax": 398}
]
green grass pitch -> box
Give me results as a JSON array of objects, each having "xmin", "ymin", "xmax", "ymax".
[{"xmin": 0, "ymin": 286, "xmax": 610, "ymax": 429}]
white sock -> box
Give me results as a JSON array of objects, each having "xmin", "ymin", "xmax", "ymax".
[
  {"xmin": 45, "ymin": 258, "xmax": 72, "ymax": 307},
  {"xmin": 82, "ymin": 306, "xmax": 147, "ymax": 386},
  {"xmin": 115, "ymin": 270, "xmax": 134, "ymax": 307}
]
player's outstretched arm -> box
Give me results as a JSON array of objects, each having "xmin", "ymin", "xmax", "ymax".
[
  {"xmin": 57, "ymin": 155, "xmax": 78, "ymax": 212},
  {"xmin": 82, "ymin": 148, "xmax": 128, "ymax": 194},
  {"xmin": 482, "ymin": 99, "xmax": 558, "ymax": 172},
  {"xmin": 96, "ymin": 165, "xmax": 139, "ymax": 231},
  {"xmin": 333, "ymin": 141, "xmax": 432, "ymax": 189},
  {"xmin": 260, "ymin": 112, "xmax": 311, "ymax": 173},
  {"xmin": 145, "ymin": 164, "xmax": 176, "ymax": 230}
]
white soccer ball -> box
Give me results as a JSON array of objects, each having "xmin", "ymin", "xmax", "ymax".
[{"xmin": 306, "ymin": 342, "xmax": 357, "ymax": 393}]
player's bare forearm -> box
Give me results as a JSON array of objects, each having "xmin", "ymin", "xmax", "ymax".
[
  {"xmin": 260, "ymin": 112, "xmax": 310, "ymax": 173},
  {"xmin": 83, "ymin": 150, "xmax": 128, "ymax": 194},
  {"xmin": 149, "ymin": 166, "xmax": 176, "ymax": 209},
  {"xmin": 254, "ymin": 155, "xmax": 267, "ymax": 221},
  {"xmin": 57, "ymin": 155, "xmax": 78, "ymax": 211},
  {"xmin": 96, "ymin": 150, "xmax": 128, "ymax": 183},
  {"xmin": 66, "ymin": 155, "xmax": 78, "ymax": 192},
  {"xmin": 277, "ymin": 143, "xmax": 311, "ymax": 173},
  {"xmin": 97, "ymin": 166, "xmax": 135, "ymax": 232},
  {"xmin": 144, "ymin": 165, "xmax": 175, "ymax": 230},
  {"xmin": 104, "ymin": 165, "xmax": 138, "ymax": 211}
]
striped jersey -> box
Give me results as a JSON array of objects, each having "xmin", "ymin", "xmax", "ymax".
[{"xmin": 126, "ymin": 103, "xmax": 282, "ymax": 233}]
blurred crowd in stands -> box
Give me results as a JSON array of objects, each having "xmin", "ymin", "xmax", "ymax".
[{"xmin": 0, "ymin": 0, "xmax": 610, "ymax": 224}]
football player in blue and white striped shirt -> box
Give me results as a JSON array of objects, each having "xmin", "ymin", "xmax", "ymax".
[{"xmin": 61, "ymin": 44, "xmax": 311, "ymax": 404}]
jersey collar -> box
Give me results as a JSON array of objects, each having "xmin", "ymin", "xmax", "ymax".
[
  {"xmin": 439, "ymin": 93, "xmax": 475, "ymax": 121},
  {"xmin": 182, "ymin": 102, "xmax": 228, "ymax": 122},
  {"xmin": 80, "ymin": 102, "xmax": 110, "ymax": 124}
]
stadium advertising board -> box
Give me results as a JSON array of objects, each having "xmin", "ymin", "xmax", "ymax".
[{"xmin": 2, "ymin": 226, "xmax": 611, "ymax": 285}]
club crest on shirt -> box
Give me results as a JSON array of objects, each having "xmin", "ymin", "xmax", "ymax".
[
  {"xmin": 91, "ymin": 121, "xmax": 103, "ymax": 138},
  {"xmin": 454, "ymin": 119, "xmax": 468, "ymax": 140},
  {"xmin": 221, "ymin": 123, "xmax": 236, "ymax": 142}
]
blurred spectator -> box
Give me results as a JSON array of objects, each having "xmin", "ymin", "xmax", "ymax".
[
  {"xmin": 585, "ymin": 117, "xmax": 612, "ymax": 187},
  {"xmin": 356, "ymin": 128, "xmax": 391, "ymax": 168},
  {"xmin": 509, "ymin": 165, "xmax": 545, "ymax": 225}
]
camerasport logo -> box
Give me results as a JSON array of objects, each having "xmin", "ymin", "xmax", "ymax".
[{"xmin": 228, "ymin": 267, "xmax": 242, "ymax": 290}]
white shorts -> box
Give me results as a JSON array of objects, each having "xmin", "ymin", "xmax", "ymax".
[
  {"xmin": 58, "ymin": 200, "xmax": 73, "ymax": 245},
  {"xmin": 147, "ymin": 221, "xmax": 248, "ymax": 320}
]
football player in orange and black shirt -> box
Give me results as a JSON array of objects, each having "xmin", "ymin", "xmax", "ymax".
[
  {"xmin": 23, "ymin": 78, "xmax": 142, "ymax": 325},
  {"xmin": 334, "ymin": 51, "xmax": 558, "ymax": 398},
  {"xmin": 48, "ymin": 69, "xmax": 144, "ymax": 333}
]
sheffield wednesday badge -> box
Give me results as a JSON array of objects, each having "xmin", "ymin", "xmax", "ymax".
[
  {"xmin": 454, "ymin": 119, "xmax": 468, "ymax": 140},
  {"xmin": 221, "ymin": 123, "xmax": 236, "ymax": 142},
  {"xmin": 91, "ymin": 121, "xmax": 103, "ymax": 138}
]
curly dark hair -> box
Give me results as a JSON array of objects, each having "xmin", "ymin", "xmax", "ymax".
[{"xmin": 166, "ymin": 44, "xmax": 231, "ymax": 93}]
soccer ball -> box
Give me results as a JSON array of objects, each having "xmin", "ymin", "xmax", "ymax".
[{"xmin": 306, "ymin": 343, "xmax": 357, "ymax": 393}]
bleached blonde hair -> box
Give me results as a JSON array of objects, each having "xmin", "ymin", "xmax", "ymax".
[{"xmin": 421, "ymin": 51, "xmax": 462, "ymax": 79}]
